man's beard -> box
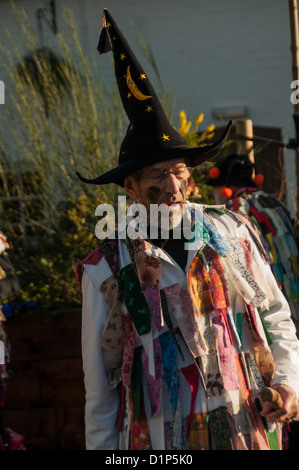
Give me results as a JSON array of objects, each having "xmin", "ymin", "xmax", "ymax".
[{"xmin": 147, "ymin": 202, "xmax": 184, "ymax": 242}]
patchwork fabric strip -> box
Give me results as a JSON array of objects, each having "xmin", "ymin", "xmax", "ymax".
[
  {"xmin": 188, "ymin": 206, "xmax": 231, "ymax": 257},
  {"xmin": 253, "ymin": 397, "xmax": 281, "ymax": 450},
  {"xmin": 124, "ymin": 236, "xmax": 162, "ymax": 286},
  {"xmin": 209, "ymin": 406, "xmax": 234, "ymax": 450},
  {"xmin": 143, "ymin": 283, "xmax": 164, "ymax": 332},
  {"xmin": 100, "ymin": 239, "xmax": 122, "ymax": 290},
  {"xmin": 202, "ymin": 210, "xmax": 231, "ymax": 256},
  {"xmin": 187, "ymin": 245, "xmax": 230, "ymax": 318},
  {"xmin": 246, "ymin": 317, "xmax": 275, "ymax": 385},
  {"xmin": 76, "ymin": 246, "xmax": 103, "ymax": 290},
  {"xmin": 228, "ymin": 206, "xmax": 270, "ymax": 261},
  {"xmin": 249, "ymin": 205, "xmax": 276, "ymax": 236},
  {"xmin": 163, "ymin": 283, "xmax": 207, "ymax": 357},
  {"xmin": 186, "ymin": 245, "xmax": 231, "ymax": 358},
  {"xmin": 181, "ymin": 363, "xmax": 200, "ymax": 437},
  {"xmin": 164, "ymin": 417, "xmax": 188, "ymax": 451},
  {"xmin": 245, "ymin": 353, "xmax": 265, "ymax": 392},
  {"xmin": 130, "ymin": 405, "xmax": 152, "ymax": 450},
  {"xmin": 187, "ymin": 412, "xmax": 210, "ymax": 450},
  {"xmin": 99, "ymin": 274, "xmax": 123, "ymax": 351},
  {"xmin": 244, "ymin": 303, "xmax": 264, "ymax": 343},
  {"xmin": 171, "ymin": 380, "xmax": 183, "ymax": 450},
  {"xmin": 130, "ymin": 346, "xmax": 143, "ymax": 420},
  {"xmin": 160, "ymin": 289, "xmax": 185, "ymax": 360},
  {"xmin": 228, "ymin": 394, "xmax": 253, "ymax": 438},
  {"xmin": 99, "ymin": 274, "xmax": 124, "ymax": 389},
  {"xmin": 199, "ymin": 350, "xmax": 224, "ymax": 397},
  {"xmin": 76, "ymin": 238, "xmax": 120, "ymax": 289},
  {"xmin": 212, "ymin": 312, "xmax": 240, "ymax": 392},
  {"xmin": 239, "ymin": 238, "xmax": 274, "ymax": 308},
  {"xmin": 184, "ymin": 206, "xmax": 209, "ymax": 249},
  {"xmin": 221, "ymin": 235, "xmax": 268, "ymax": 309},
  {"xmin": 117, "ymin": 383, "xmax": 126, "ymax": 432},
  {"xmin": 133, "ymin": 238, "xmax": 162, "ymax": 286},
  {"xmin": 121, "ymin": 313, "xmax": 136, "ymax": 388},
  {"xmin": 142, "ymin": 338, "xmax": 162, "ymax": 417},
  {"xmin": 158, "ymin": 330, "xmax": 179, "ymax": 413},
  {"xmin": 120, "ymin": 264, "xmax": 151, "ymax": 336}
]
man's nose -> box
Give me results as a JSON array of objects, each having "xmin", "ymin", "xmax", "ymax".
[{"xmin": 164, "ymin": 173, "xmax": 181, "ymax": 194}]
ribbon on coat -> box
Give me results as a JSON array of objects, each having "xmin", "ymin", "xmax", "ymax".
[
  {"xmin": 181, "ymin": 363, "xmax": 199, "ymax": 437},
  {"xmin": 99, "ymin": 273, "xmax": 124, "ymax": 390},
  {"xmin": 158, "ymin": 331, "xmax": 179, "ymax": 413},
  {"xmin": 142, "ymin": 338, "xmax": 162, "ymax": 416},
  {"xmin": 120, "ymin": 264, "xmax": 151, "ymax": 336}
]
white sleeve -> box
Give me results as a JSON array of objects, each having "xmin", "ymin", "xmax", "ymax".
[
  {"xmin": 250, "ymin": 239, "xmax": 299, "ymax": 399},
  {"xmin": 81, "ymin": 266, "xmax": 119, "ymax": 450}
]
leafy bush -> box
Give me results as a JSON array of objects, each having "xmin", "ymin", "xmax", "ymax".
[
  {"xmin": 0, "ymin": 6, "xmax": 125, "ymax": 308},
  {"xmin": 179, "ymin": 110, "xmax": 217, "ymax": 204}
]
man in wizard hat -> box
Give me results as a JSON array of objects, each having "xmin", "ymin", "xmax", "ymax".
[{"xmin": 77, "ymin": 10, "xmax": 299, "ymax": 450}]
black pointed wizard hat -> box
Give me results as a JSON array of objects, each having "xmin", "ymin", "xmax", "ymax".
[{"xmin": 76, "ymin": 9, "xmax": 232, "ymax": 187}]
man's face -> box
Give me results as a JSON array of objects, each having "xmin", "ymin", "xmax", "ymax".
[{"xmin": 124, "ymin": 158, "xmax": 191, "ymax": 231}]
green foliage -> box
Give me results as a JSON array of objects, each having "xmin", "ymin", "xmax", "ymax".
[
  {"xmin": 0, "ymin": 5, "xmax": 126, "ymax": 309},
  {"xmin": 7, "ymin": 194, "xmax": 98, "ymax": 309},
  {"xmin": 178, "ymin": 111, "xmax": 216, "ymax": 204}
]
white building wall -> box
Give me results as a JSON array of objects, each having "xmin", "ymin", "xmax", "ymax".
[{"xmin": 0, "ymin": 0, "xmax": 297, "ymax": 209}]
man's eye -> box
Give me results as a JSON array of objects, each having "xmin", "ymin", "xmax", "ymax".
[
  {"xmin": 173, "ymin": 169, "xmax": 188, "ymax": 178},
  {"xmin": 150, "ymin": 172, "xmax": 164, "ymax": 179}
]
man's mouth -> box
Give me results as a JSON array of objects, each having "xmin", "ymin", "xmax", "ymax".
[{"xmin": 164, "ymin": 202, "xmax": 181, "ymax": 210}]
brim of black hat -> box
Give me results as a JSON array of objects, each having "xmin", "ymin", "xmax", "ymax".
[{"xmin": 76, "ymin": 120, "xmax": 232, "ymax": 187}]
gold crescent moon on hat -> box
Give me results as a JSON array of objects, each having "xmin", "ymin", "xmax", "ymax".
[{"xmin": 126, "ymin": 66, "xmax": 152, "ymax": 101}]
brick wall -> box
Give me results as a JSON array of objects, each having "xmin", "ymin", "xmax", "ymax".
[{"xmin": 1, "ymin": 309, "xmax": 85, "ymax": 450}]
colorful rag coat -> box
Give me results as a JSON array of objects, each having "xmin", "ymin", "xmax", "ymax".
[
  {"xmin": 77, "ymin": 203, "xmax": 299, "ymax": 450},
  {"xmin": 227, "ymin": 188, "xmax": 299, "ymax": 331}
]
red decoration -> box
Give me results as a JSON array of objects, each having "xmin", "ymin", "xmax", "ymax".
[
  {"xmin": 209, "ymin": 167, "xmax": 220, "ymax": 179},
  {"xmin": 220, "ymin": 187, "xmax": 233, "ymax": 198},
  {"xmin": 253, "ymin": 173, "xmax": 264, "ymax": 185}
]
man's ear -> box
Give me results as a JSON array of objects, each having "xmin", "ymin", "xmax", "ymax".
[{"xmin": 124, "ymin": 175, "xmax": 139, "ymax": 200}]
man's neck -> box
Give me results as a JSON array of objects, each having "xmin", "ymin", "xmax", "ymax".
[{"xmin": 150, "ymin": 226, "xmax": 189, "ymax": 271}]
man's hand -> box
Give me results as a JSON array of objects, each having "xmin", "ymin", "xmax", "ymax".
[{"xmin": 260, "ymin": 384, "xmax": 299, "ymax": 423}]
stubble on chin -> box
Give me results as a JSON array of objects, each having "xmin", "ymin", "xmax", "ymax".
[{"xmin": 144, "ymin": 182, "xmax": 187, "ymax": 234}]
